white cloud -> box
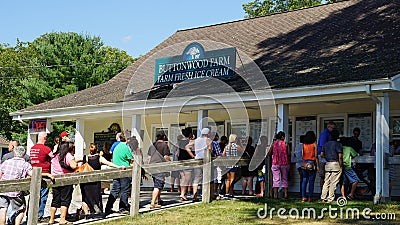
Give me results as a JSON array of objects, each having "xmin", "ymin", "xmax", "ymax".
[{"xmin": 122, "ymin": 35, "xmax": 132, "ymax": 43}]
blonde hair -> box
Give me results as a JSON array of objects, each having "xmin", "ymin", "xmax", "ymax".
[
  {"xmin": 228, "ymin": 134, "xmax": 237, "ymax": 144},
  {"xmin": 227, "ymin": 134, "xmax": 237, "ymax": 154}
]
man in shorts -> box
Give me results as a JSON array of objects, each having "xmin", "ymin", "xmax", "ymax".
[
  {"xmin": 147, "ymin": 131, "xmax": 170, "ymax": 208},
  {"xmin": 341, "ymin": 138, "xmax": 360, "ymax": 200},
  {"xmin": 186, "ymin": 128, "xmax": 212, "ymax": 202},
  {"xmin": 211, "ymin": 132, "xmax": 223, "ymax": 199}
]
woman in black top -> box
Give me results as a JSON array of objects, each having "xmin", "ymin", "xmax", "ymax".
[
  {"xmin": 178, "ymin": 127, "xmax": 193, "ymax": 201},
  {"xmin": 78, "ymin": 143, "xmax": 120, "ymax": 220},
  {"xmin": 241, "ymin": 136, "xmax": 256, "ymax": 195},
  {"xmin": 100, "ymin": 142, "xmax": 112, "ymax": 162}
]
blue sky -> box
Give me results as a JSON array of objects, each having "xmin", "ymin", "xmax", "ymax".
[{"xmin": 1, "ymin": 0, "xmax": 246, "ymax": 58}]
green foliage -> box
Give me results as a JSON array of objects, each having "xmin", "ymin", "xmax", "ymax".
[
  {"xmin": 242, "ymin": 0, "xmax": 341, "ymax": 18},
  {"xmin": 46, "ymin": 121, "xmax": 75, "ymax": 149},
  {"xmin": 29, "ymin": 32, "xmax": 134, "ymax": 93},
  {"xmin": 0, "ymin": 41, "xmax": 38, "ymax": 141},
  {"xmin": 0, "ymin": 32, "xmax": 135, "ymax": 143}
]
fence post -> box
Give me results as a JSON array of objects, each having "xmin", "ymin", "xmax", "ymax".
[
  {"xmin": 130, "ymin": 155, "xmax": 141, "ymax": 216},
  {"xmin": 27, "ymin": 167, "xmax": 42, "ymax": 225},
  {"xmin": 202, "ymin": 148, "xmax": 212, "ymax": 203},
  {"xmin": 264, "ymin": 155, "xmax": 273, "ymax": 198}
]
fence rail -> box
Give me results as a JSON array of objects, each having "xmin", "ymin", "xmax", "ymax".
[{"xmin": 1, "ymin": 154, "xmax": 400, "ymax": 224}]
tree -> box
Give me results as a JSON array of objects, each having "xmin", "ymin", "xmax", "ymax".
[
  {"xmin": 29, "ymin": 32, "xmax": 134, "ymax": 95},
  {"xmin": 0, "ymin": 32, "xmax": 136, "ymax": 142},
  {"xmin": 243, "ymin": 0, "xmax": 340, "ymax": 18},
  {"xmin": 0, "ymin": 41, "xmax": 42, "ymax": 141}
]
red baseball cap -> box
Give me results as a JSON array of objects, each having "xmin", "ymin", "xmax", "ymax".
[{"xmin": 60, "ymin": 131, "xmax": 69, "ymax": 138}]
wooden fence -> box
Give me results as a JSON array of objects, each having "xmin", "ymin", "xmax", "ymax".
[
  {"xmin": 1, "ymin": 153, "xmax": 399, "ymax": 225},
  {"xmin": 0, "ymin": 150, "xmax": 250, "ymax": 225}
]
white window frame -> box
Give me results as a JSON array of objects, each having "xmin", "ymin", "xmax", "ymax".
[{"xmin": 317, "ymin": 113, "xmax": 348, "ymax": 137}]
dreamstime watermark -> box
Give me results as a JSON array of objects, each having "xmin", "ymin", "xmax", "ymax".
[{"xmin": 257, "ymin": 197, "xmax": 396, "ymax": 221}]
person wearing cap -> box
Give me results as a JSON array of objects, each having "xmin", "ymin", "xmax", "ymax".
[
  {"xmin": 60, "ymin": 131, "xmax": 70, "ymax": 142},
  {"xmin": 185, "ymin": 128, "xmax": 212, "ymax": 202},
  {"xmin": 0, "ymin": 146, "xmax": 33, "ymax": 225}
]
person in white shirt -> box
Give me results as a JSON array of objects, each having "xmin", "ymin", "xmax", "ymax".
[{"xmin": 185, "ymin": 128, "xmax": 212, "ymax": 202}]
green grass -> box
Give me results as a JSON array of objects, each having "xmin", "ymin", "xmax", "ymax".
[{"xmin": 99, "ymin": 198, "xmax": 399, "ymax": 225}]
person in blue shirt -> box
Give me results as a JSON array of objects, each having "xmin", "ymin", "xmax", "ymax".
[
  {"xmin": 109, "ymin": 133, "xmax": 122, "ymax": 153},
  {"xmin": 318, "ymin": 121, "xmax": 336, "ymax": 190}
]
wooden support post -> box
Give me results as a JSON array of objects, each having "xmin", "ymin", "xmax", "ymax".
[
  {"xmin": 202, "ymin": 147, "xmax": 212, "ymax": 203},
  {"xmin": 27, "ymin": 167, "xmax": 42, "ymax": 225},
  {"xmin": 130, "ymin": 155, "xmax": 142, "ymax": 217}
]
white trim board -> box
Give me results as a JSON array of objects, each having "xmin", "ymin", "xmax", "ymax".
[{"xmin": 12, "ymin": 79, "xmax": 394, "ymax": 121}]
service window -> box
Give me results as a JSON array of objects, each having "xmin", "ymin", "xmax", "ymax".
[
  {"xmin": 321, "ymin": 118, "xmax": 345, "ymax": 136},
  {"xmin": 151, "ymin": 126, "xmax": 169, "ymax": 143},
  {"xmin": 348, "ymin": 113, "xmax": 373, "ymax": 153}
]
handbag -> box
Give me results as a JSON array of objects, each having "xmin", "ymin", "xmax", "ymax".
[
  {"xmin": 300, "ymin": 144, "xmax": 316, "ymax": 171},
  {"xmin": 75, "ymin": 155, "xmax": 94, "ymax": 173},
  {"xmin": 301, "ymin": 161, "xmax": 315, "ymax": 171}
]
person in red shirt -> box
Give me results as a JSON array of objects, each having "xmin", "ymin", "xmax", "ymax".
[{"xmin": 30, "ymin": 132, "xmax": 54, "ymax": 223}]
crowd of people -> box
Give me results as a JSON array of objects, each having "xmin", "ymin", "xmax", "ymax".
[
  {"xmin": 289, "ymin": 122, "xmax": 399, "ymax": 203},
  {"xmin": 158, "ymin": 127, "xmax": 268, "ymax": 203},
  {"xmin": 0, "ymin": 122, "xmax": 398, "ymax": 224},
  {"xmin": 0, "ymin": 131, "xmax": 133, "ymax": 224},
  {"xmin": 156, "ymin": 123, "xmax": 397, "ymax": 205}
]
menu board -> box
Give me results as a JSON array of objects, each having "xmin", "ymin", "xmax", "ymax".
[
  {"xmin": 216, "ymin": 124, "xmax": 225, "ymax": 137},
  {"xmin": 152, "ymin": 127, "xmax": 169, "ymax": 143},
  {"xmin": 295, "ymin": 117, "xmax": 317, "ymax": 145},
  {"xmin": 392, "ymin": 117, "xmax": 400, "ymax": 139},
  {"xmin": 249, "ymin": 120, "xmax": 268, "ymax": 145},
  {"xmin": 348, "ymin": 113, "xmax": 372, "ymax": 152},
  {"xmin": 169, "ymin": 124, "xmax": 184, "ymax": 150},
  {"xmin": 94, "ymin": 132, "xmax": 117, "ymax": 151},
  {"xmin": 231, "ymin": 123, "xmax": 247, "ymax": 140},
  {"xmin": 209, "ymin": 122, "xmax": 225, "ymax": 138}
]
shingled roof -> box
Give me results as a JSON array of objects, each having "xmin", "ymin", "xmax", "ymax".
[{"xmin": 15, "ymin": 0, "xmax": 400, "ymax": 113}]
